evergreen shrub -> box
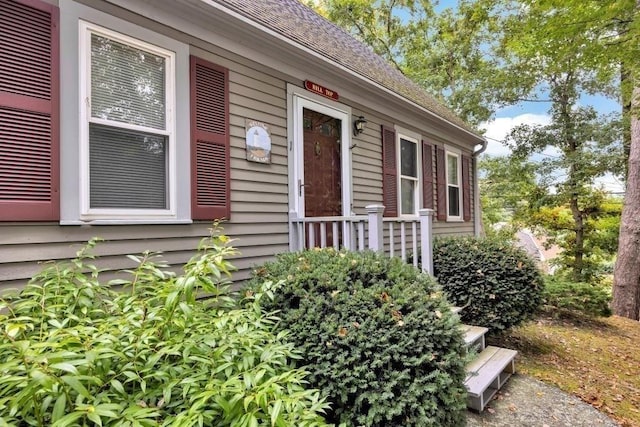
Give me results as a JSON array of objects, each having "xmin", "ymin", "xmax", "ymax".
[
  {"xmin": 0, "ymin": 231, "xmax": 329, "ymax": 426},
  {"xmin": 543, "ymin": 276, "xmax": 612, "ymax": 317},
  {"xmin": 433, "ymin": 236, "xmax": 543, "ymax": 332},
  {"xmin": 248, "ymin": 248, "xmax": 468, "ymax": 427}
]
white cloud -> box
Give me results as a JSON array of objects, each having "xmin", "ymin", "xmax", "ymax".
[
  {"xmin": 594, "ymin": 173, "xmax": 625, "ymax": 194},
  {"xmin": 479, "ymin": 113, "xmax": 552, "ymax": 157}
]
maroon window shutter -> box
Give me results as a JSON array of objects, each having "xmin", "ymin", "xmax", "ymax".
[
  {"xmin": 190, "ymin": 56, "xmax": 230, "ymax": 220},
  {"xmin": 422, "ymin": 141, "xmax": 434, "ymax": 209},
  {"xmin": 0, "ymin": 0, "xmax": 59, "ymax": 221},
  {"xmin": 435, "ymin": 146, "xmax": 447, "ymax": 221},
  {"xmin": 462, "ymin": 154, "xmax": 471, "ymax": 222},
  {"xmin": 382, "ymin": 125, "xmax": 397, "ymax": 217}
]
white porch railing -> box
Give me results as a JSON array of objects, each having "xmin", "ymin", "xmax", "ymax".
[{"xmin": 289, "ymin": 205, "xmax": 434, "ymax": 275}]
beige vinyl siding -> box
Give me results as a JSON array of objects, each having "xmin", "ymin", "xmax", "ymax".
[
  {"xmin": 0, "ymin": 220, "xmax": 290, "ymax": 293},
  {"xmin": 0, "ymin": 8, "xmax": 290, "ymax": 291},
  {"xmin": 433, "ymin": 221, "xmax": 474, "ymax": 236},
  {"xmin": 350, "ymin": 111, "xmax": 476, "ymax": 237},
  {"xmin": 1, "ymin": 0, "xmax": 480, "ymax": 293},
  {"xmin": 351, "ymin": 110, "xmax": 384, "ymax": 213}
]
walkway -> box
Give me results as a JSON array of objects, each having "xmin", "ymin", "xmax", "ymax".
[{"xmin": 466, "ymin": 374, "xmax": 620, "ymax": 426}]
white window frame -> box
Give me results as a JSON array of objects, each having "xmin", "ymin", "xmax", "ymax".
[
  {"xmin": 396, "ymin": 127, "xmax": 421, "ymax": 216},
  {"xmin": 445, "ymin": 147, "xmax": 463, "ymax": 221},
  {"xmin": 78, "ymin": 21, "xmax": 177, "ymax": 221}
]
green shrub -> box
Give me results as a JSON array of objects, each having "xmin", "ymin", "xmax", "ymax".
[
  {"xmin": 248, "ymin": 248, "xmax": 468, "ymax": 427},
  {"xmin": 433, "ymin": 236, "xmax": 543, "ymax": 332},
  {"xmin": 543, "ymin": 276, "xmax": 612, "ymax": 317},
  {"xmin": 0, "ymin": 231, "xmax": 330, "ymax": 427}
]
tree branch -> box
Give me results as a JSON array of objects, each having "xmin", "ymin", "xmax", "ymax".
[{"xmin": 346, "ymin": 8, "xmax": 405, "ymax": 74}]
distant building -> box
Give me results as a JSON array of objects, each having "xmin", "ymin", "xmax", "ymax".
[{"xmin": 515, "ymin": 230, "xmax": 560, "ymax": 274}]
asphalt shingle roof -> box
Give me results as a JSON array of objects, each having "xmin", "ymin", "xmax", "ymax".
[{"xmin": 212, "ymin": 0, "xmax": 479, "ymax": 136}]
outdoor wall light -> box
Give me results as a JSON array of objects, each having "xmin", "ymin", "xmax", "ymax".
[{"xmin": 353, "ymin": 116, "xmax": 367, "ymax": 136}]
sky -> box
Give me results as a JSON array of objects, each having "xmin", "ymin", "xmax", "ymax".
[{"xmin": 481, "ymin": 96, "xmax": 621, "ymax": 155}]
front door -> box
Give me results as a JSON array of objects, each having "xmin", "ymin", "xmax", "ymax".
[
  {"xmin": 303, "ymin": 108, "xmax": 342, "ymax": 217},
  {"xmin": 303, "ymin": 108, "xmax": 342, "ymax": 246}
]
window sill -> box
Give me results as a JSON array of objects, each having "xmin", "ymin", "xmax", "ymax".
[
  {"xmin": 445, "ymin": 218, "xmax": 465, "ymax": 223},
  {"xmin": 60, "ymin": 219, "xmax": 193, "ymax": 226}
]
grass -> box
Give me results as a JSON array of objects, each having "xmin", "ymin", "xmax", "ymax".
[{"xmin": 492, "ymin": 311, "xmax": 640, "ymax": 427}]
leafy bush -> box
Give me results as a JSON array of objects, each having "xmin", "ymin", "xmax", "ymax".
[
  {"xmin": 543, "ymin": 276, "xmax": 612, "ymax": 317},
  {"xmin": 0, "ymin": 231, "xmax": 330, "ymax": 426},
  {"xmin": 433, "ymin": 236, "xmax": 543, "ymax": 332},
  {"xmin": 248, "ymin": 248, "xmax": 468, "ymax": 427}
]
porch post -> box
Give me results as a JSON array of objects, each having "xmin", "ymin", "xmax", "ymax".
[
  {"xmin": 366, "ymin": 205, "xmax": 385, "ymax": 252},
  {"xmin": 289, "ymin": 210, "xmax": 302, "ymax": 252},
  {"xmin": 419, "ymin": 209, "xmax": 434, "ymax": 276}
]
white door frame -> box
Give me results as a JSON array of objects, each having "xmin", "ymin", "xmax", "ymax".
[{"xmin": 287, "ymin": 84, "xmax": 353, "ymax": 218}]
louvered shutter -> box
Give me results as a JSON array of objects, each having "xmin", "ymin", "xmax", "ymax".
[
  {"xmin": 382, "ymin": 125, "xmax": 397, "ymax": 217},
  {"xmin": 435, "ymin": 146, "xmax": 447, "ymax": 221},
  {"xmin": 422, "ymin": 141, "xmax": 434, "ymax": 209},
  {"xmin": 462, "ymin": 154, "xmax": 471, "ymax": 222},
  {"xmin": 0, "ymin": 0, "xmax": 59, "ymax": 221},
  {"xmin": 190, "ymin": 56, "xmax": 230, "ymax": 220}
]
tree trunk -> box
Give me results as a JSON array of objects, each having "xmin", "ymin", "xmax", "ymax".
[
  {"xmin": 621, "ymin": 65, "xmax": 632, "ymax": 178},
  {"xmin": 570, "ymin": 195, "xmax": 585, "ymax": 282},
  {"xmin": 557, "ymin": 81, "xmax": 585, "ymax": 282},
  {"xmin": 612, "ymin": 84, "xmax": 640, "ymax": 320}
]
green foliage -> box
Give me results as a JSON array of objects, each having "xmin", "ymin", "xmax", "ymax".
[
  {"xmin": 503, "ymin": 107, "xmax": 622, "ymax": 283},
  {"xmin": 0, "ymin": 231, "xmax": 330, "ymax": 427},
  {"xmin": 498, "ymin": 0, "xmax": 625, "ymax": 283},
  {"xmin": 510, "ymin": 0, "xmax": 639, "ymax": 87},
  {"xmin": 521, "ymin": 192, "xmax": 622, "ymax": 281},
  {"xmin": 433, "ymin": 236, "xmax": 543, "ymax": 332},
  {"xmin": 481, "ymin": 155, "xmax": 623, "ymax": 282},
  {"xmin": 315, "ymin": 0, "xmax": 506, "ymax": 126},
  {"xmin": 588, "ymin": 197, "xmax": 623, "ymax": 256},
  {"xmin": 248, "ymin": 249, "xmax": 468, "ymax": 427},
  {"xmin": 543, "ymin": 276, "xmax": 612, "ymax": 317},
  {"xmin": 479, "ymin": 155, "xmax": 538, "ymax": 228}
]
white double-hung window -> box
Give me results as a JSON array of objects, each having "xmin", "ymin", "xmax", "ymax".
[
  {"xmin": 446, "ymin": 149, "xmax": 462, "ymax": 220},
  {"xmin": 79, "ymin": 22, "xmax": 176, "ymax": 220},
  {"xmin": 399, "ymin": 133, "xmax": 419, "ymax": 215}
]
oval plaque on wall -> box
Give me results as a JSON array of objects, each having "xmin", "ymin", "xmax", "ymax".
[{"xmin": 245, "ymin": 119, "xmax": 271, "ymax": 164}]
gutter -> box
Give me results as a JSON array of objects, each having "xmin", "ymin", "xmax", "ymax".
[{"xmin": 473, "ymin": 139, "xmax": 489, "ymax": 236}]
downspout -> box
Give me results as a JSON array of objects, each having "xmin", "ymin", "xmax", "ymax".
[{"xmin": 473, "ymin": 139, "xmax": 489, "ymax": 236}]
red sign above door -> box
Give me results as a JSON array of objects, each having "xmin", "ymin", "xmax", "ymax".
[{"xmin": 304, "ymin": 80, "xmax": 339, "ymax": 101}]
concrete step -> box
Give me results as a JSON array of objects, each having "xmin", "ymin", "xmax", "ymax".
[
  {"xmin": 461, "ymin": 324, "xmax": 488, "ymax": 352},
  {"xmin": 465, "ymin": 345, "xmax": 517, "ymax": 412}
]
